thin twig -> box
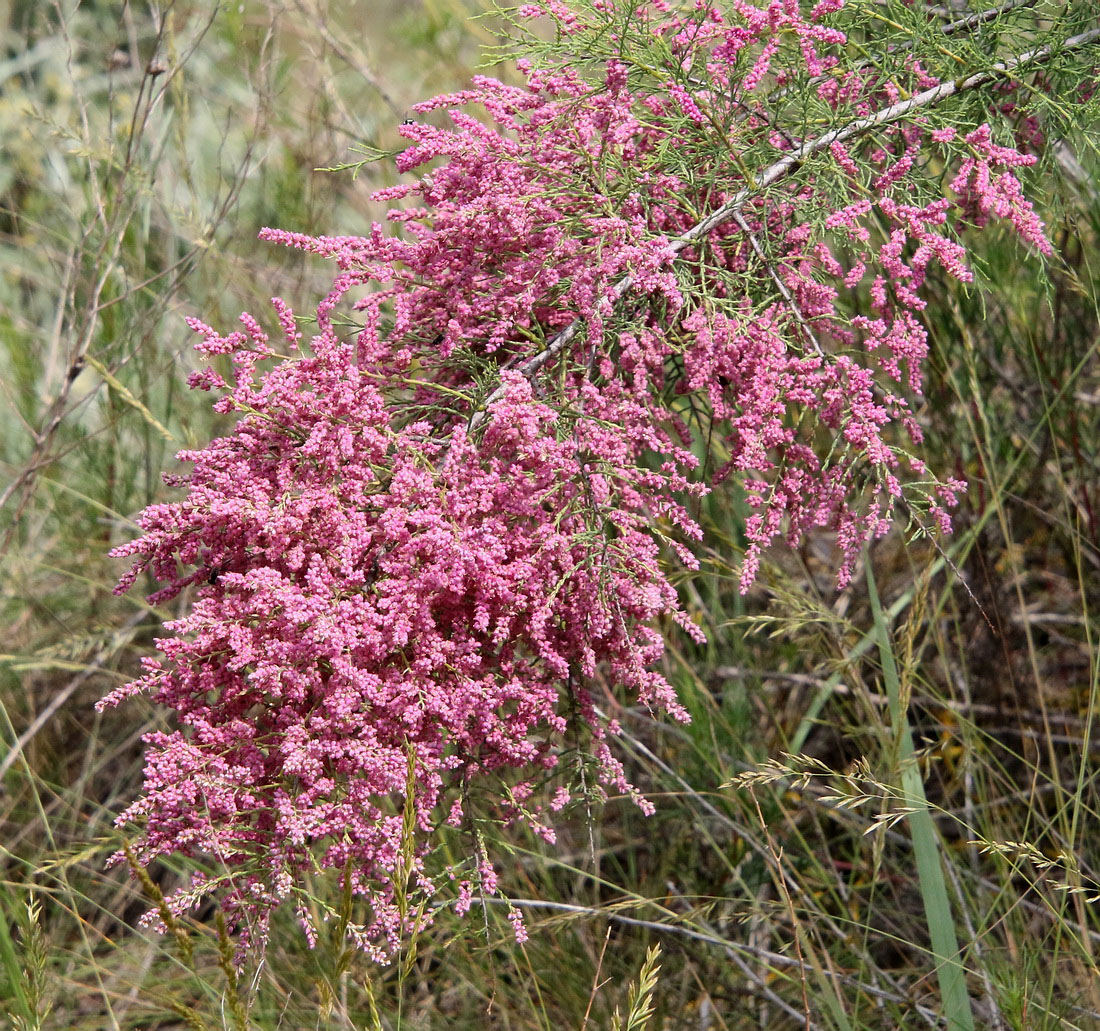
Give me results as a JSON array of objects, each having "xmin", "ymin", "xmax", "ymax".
[
  {"xmin": 941, "ymin": 0, "xmax": 1036, "ymax": 34},
  {"xmin": 581, "ymin": 926, "xmax": 612, "ymax": 1031},
  {"xmin": 732, "ymin": 210, "xmax": 824, "ymax": 356}
]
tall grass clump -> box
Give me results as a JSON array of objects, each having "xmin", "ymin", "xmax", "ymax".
[{"xmin": 3, "ymin": 1, "xmax": 1100, "ymax": 1028}]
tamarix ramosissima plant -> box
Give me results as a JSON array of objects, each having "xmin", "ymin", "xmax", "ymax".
[{"xmin": 99, "ymin": 0, "xmax": 1100, "ymax": 959}]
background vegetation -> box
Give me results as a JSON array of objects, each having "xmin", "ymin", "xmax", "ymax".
[{"xmin": 1, "ymin": 1, "xmax": 1098, "ymax": 1029}]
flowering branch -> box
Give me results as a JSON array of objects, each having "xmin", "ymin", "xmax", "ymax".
[
  {"xmin": 102, "ymin": 0, "xmax": 1099, "ymax": 960},
  {"xmin": 685, "ymin": 26, "xmax": 1100, "ymax": 240},
  {"xmin": 476, "ymin": 24, "xmax": 1100, "ymax": 428}
]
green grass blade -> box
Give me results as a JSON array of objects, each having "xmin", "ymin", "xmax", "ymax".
[
  {"xmin": 0, "ymin": 884, "xmax": 33, "ymax": 1027},
  {"xmin": 867, "ymin": 561, "xmax": 975, "ymax": 1031}
]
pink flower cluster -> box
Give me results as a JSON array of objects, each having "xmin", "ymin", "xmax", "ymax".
[
  {"xmin": 104, "ymin": 310, "xmax": 701, "ymax": 955},
  {"xmin": 103, "ymin": 0, "xmax": 1053, "ymax": 955}
]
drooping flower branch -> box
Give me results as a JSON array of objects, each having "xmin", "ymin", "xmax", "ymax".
[{"xmin": 102, "ymin": 0, "xmax": 1099, "ymax": 957}]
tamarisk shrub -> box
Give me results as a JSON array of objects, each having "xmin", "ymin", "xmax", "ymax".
[{"xmin": 101, "ymin": 0, "xmax": 1099, "ymax": 958}]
